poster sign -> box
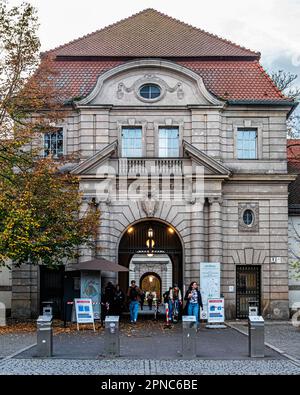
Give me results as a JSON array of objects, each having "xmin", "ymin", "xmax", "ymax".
[
  {"xmin": 81, "ymin": 272, "xmax": 101, "ymax": 320},
  {"xmin": 207, "ymin": 298, "xmax": 225, "ymax": 323},
  {"xmin": 200, "ymin": 262, "xmax": 221, "ymax": 320},
  {"xmin": 74, "ymin": 298, "xmax": 95, "ymax": 329}
]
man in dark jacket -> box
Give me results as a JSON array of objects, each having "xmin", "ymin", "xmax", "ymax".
[
  {"xmin": 184, "ymin": 281, "xmax": 203, "ymax": 327},
  {"xmin": 127, "ymin": 280, "xmax": 142, "ymax": 323}
]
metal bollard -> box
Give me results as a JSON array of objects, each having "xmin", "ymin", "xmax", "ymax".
[
  {"xmin": 37, "ymin": 315, "xmax": 53, "ymax": 357},
  {"xmin": 248, "ymin": 316, "xmax": 264, "ymax": 358},
  {"xmin": 104, "ymin": 316, "xmax": 120, "ymax": 357},
  {"xmin": 182, "ymin": 316, "xmax": 197, "ymax": 359},
  {"xmin": 0, "ymin": 302, "xmax": 6, "ymax": 327}
]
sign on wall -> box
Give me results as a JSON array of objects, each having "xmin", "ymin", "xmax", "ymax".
[
  {"xmin": 81, "ymin": 272, "xmax": 101, "ymax": 320},
  {"xmin": 207, "ymin": 298, "xmax": 225, "ymax": 324},
  {"xmin": 74, "ymin": 298, "xmax": 95, "ymax": 331},
  {"xmin": 200, "ymin": 262, "xmax": 221, "ymax": 320}
]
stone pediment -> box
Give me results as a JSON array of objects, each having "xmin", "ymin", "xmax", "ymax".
[
  {"xmin": 183, "ymin": 140, "xmax": 232, "ymax": 177},
  {"xmin": 71, "ymin": 140, "xmax": 232, "ymax": 179},
  {"xmin": 70, "ymin": 141, "xmax": 118, "ymax": 175},
  {"xmin": 76, "ymin": 60, "xmax": 225, "ymax": 108}
]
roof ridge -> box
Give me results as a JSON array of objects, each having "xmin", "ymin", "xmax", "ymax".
[
  {"xmin": 42, "ymin": 8, "xmax": 153, "ymax": 56},
  {"xmin": 42, "ymin": 8, "xmax": 260, "ymax": 58},
  {"xmin": 149, "ymin": 9, "xmax": 260, "ymax": 57}
]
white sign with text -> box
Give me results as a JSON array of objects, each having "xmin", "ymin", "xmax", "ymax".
[{"xmin": 200, "ymin": 262, "xmax": 221, "ymax": 320}]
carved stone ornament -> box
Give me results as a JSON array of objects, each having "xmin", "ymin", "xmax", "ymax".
[
  {"xmin": 116, "ymin": 74, "xmax": 185, "ymax": 103},
  {"xmin": 238, "ymin": 202, "xmax": 259, "ymax": 233},
  {"xmin": 141, "ymin": 194, "xmax": 159, "ymax": 217}
]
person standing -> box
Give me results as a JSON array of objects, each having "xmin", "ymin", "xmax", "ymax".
[
  {"xmin": 140, "ymin": 290, "xmax": 146, "ymax": 311},
  {"xmin": 169, "ymin": 284, "xmax": 182, "ymax": 322},
  {"xmin": 147, "ymin": 292, "xmax": 154, "ymax": 311},
  {"xmin": 101, "ymin": 282, "xmax": 115, "ymax": 325},
  {"xmin": 127, "ymin": 280, "xmax": 142, "ymax": 324},
  {"xmin": 184, "ymin": 281, "xmax": 203, "ymax": 327},
  {"xmin": 163, "ymin": 287, "xmax": 172, "ymax": 323},
  {"xmin": 113, "ymin": 284, "xmax": 125, "ymax": 317}
]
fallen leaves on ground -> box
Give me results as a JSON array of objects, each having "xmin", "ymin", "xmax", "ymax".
[{"xmin": 0, "ymin": 318, "xmax": 178, "ymax": 335}]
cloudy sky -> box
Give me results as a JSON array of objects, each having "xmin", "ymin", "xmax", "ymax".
[{"xmin": 9, "ymin": 0, "xmax": 300, "ymax": 86}]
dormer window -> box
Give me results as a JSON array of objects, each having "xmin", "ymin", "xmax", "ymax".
[{"xmin": 139, "ymin": 84, "xmax": 161, "ymax": 100}]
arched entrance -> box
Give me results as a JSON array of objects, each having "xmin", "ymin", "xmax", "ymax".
[
  {"xmin": 118, "ymin": 220, "xmax": 183, "ymax": 295},
  {"xmin": 140, "ymin": 272, "xmax": 162, "ymax": 300}
]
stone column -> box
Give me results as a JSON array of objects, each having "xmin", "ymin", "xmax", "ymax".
[
  {"xmin": 208, "ymin": 197, "xmax": 223, "ymax": 263},
  {"xmin": 188, "ymin": 198, "xmax": 205, "ymax": 284},
  {"xmin": 99, "ymin": 199, "xmax": 117, "ymax": 287}
]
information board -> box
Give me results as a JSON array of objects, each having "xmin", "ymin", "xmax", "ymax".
[
  {"xmin": 80, "ymin": 272, "xmax": 101, "ymax": 320},
  {"xmin": 74, "ymin": 298, "xmax": 95, "ymax": 331},
  {"xmin": 200, "ymin": 262, "xmax": 221, "ymax": 320},
  {"xmin": 207, "ymin": 298, "xmax": 225, "ymax": 323}
]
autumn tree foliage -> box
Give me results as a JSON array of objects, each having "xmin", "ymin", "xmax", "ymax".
[
  {"xmin": 0, "ymin": 1, "xmax": 100, "ymax": 268},
  {"xmin": 271, "ymin": 70, "xmax": 300, "ymax": 138}
]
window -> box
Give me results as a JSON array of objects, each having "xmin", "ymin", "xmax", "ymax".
[
  {"xmin": 122, "ymin": 127, "xmax": 142, "ymax": 157},
  {"xmin": 44, "ymin": 129, "xmax": 63, "ymax": 158},
  {"xmin": 237, "ymin": 129, "xmax": 257, "ymax": 159},
  {"xmin": 139, "ymin": 84, "xmax": 161, "ymax": 100},
  {"xmin": 243, "ymin": 210, "xmax": 254, "ymax": 226},
  {"xmin": 159, "ymin": 127, "xmax": 179, "ymax": 157}
]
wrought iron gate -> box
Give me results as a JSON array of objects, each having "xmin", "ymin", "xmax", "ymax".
[{"xmin": 236, "ymin": 265, "xmax": 261, "ymax": 319}]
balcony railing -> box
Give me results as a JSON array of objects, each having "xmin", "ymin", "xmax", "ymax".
[{"xmin": 115, "ymin": 158, "xmax": 189, "ymax": 176}]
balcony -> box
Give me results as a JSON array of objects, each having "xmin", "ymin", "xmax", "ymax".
[{"xmin": 113, "ymin": 158, "xmax": 190, "ymax": 176}]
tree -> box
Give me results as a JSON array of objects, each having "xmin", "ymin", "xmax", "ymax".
[
  {"xmin": 271, "ymin": 70, "xmax": 300, "ymax": 281},
  {"xmin": 0, "ymin": 1, "xmax": 100, "ymax": 268},
  {"xmin": 271, "ymin": 70, "xmax": 300, "ymax": 138}
]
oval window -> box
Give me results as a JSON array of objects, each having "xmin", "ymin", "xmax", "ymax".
[
  {"xmin": 139, "ymin": 84, "xmax": 161, "ymax": 100},
  {"xmin": 243, "ymin": 209, "xmax": 254, "ymax": 226}
]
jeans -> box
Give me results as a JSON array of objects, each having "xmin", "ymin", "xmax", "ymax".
[
  {"xmin": 188, "ymin": 303, "xmax": 200, "ymax": 325},
  {"xmin": 168, "ymin": 302, "xmax": 173, "ymax": 319},
  {"xmin": 129, "ymin": 301, "xmax": 139, "ymax": 322}
]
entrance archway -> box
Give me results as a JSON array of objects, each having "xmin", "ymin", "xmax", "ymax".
[
  {"xmin": 140, "ymin": 272, "xmax": 162, "ymax": 300},
  {"xmin": 118, "ymin": 220, "xmax": 183, "ymax": 295}
]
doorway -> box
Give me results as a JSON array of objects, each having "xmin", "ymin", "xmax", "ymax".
[
  {"xmin": 140, "ymin": 272, "xmax": 162, "ymax": 300},
  {"xmin": 236, "ymin": 265, "xmax": 261, "ymax": 318},
  {"xmin": 118, "ymin": 220, "xmax": 183, "ymax": 295}
]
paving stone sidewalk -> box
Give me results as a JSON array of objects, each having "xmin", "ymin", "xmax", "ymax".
[
  {"xmin": 0, "ymin": 333, "xmax": 36, "ymax": 359},
  {"xmin": 1, "ymin": 321, "xmax": 300, "ymax": 375},
  {"xmin": 227, "ymin": 321, "xmax": 300, "ymax": 362},
  {"xmin": 0, "ymin": 358, "xmax": 299, "ymax": 375}
]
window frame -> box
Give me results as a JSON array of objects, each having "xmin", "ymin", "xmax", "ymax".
[
  {"xmin": 43, "ymin": 127, "xmax": 64, "ymax": 158},
  {"xmin": 139, "ymin": 84, "xmax": 161, "ymax": 101},
  {"xmin": 158, "ymin": 126, "xmax": 180, "ymax": 158},
  {"xmin": 236, "ymin": 128, "xmax": 258, "ymax": 160},
  {"xmin": 121, "ymin": 126, "xmax": 143, "ymax": 158}
]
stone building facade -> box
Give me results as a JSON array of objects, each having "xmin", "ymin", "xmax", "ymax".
[{"xmin": 8, "ymin": 9, "xmax": 298, "ymax": 320}]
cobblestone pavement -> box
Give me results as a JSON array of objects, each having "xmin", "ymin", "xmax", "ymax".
[
  {"xmin": 227, "ymin": 321, "xmax": 300, "ymax": 362},
  {"xmin": 14, "ymin": 325, "xmax": 281, "ymax": 360},
  {"xmin": 0, "ymin": 358, "xmax": 299, "ymax": 375},
  {"xmin": 0, "ymin": 333, "xmax": 36, "ymax": 359},
  {"xmin": 0, "ymin": 321, "xmax": 300, "ymax": 375}
]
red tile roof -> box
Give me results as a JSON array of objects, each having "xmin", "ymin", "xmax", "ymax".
[
  {"xmin": 43, "ymin": 9, "xmax": 291, "ymax": 103},
  {"xmin": 50, "ymin": 58, "xmax": 287, "ymax": 102},
  {"xmin": 48, "ymin": 9, "xmax": 259, "ymax": 59}
]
